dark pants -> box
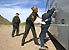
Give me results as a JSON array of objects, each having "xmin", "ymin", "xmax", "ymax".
[
  {"xmin": 39, "ymin": 23, "xmax": 51, "ymax": 47},
  {"xmin": 12, "ymin": 24, "xmax": 19, "ymax": 36},
  {"xmin": 22, "ymin": 22, "xmax": 38, "ymax": 44}
]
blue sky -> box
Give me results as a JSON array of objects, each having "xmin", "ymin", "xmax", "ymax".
[
  {"xmin": 0, "ymin": 0, "xmax": 47, "ymax": 22},
  {"xmin": 0, "ymin": 0, "xmax": 69, "ymax": 22},
  {"xmin": 0, "ymin": 0, "xmax": 46, "ymax": 8}
]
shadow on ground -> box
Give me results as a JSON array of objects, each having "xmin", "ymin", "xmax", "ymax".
[{"xmin": 47, "ymin": 31, "xmax": 66, "ymax": 50}]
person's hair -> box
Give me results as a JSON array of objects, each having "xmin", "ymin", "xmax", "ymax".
[
  {"xmin": 47, "ymin": 10, "xmax": 50, "ymax": 13},
  {"xmin": 16, "ymin": 13, "xmax": 19, "ymax": 15}
]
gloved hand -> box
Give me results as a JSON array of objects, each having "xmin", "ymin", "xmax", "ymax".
[
  {"xmin": 40, "ymin": 21, "xmax": 46, "ymax": 24},
  {"xmin": 45, "ymin": 19, "xmax": 48, "ymax": 22},
  {"xmin": 34, "ymin": 21, "xmax": 40, "ymax": 25}
]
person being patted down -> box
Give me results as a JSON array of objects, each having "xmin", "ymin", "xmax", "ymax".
[{"xmin": 39, "ymin": 7, "xmax": 55, "ymax": 50}]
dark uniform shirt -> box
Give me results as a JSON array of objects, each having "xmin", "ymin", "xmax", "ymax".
[
  {"xmin": 42, "ymin": 8, "xmax": 55, "ymax": 23},
  {"xmin": 12, "ymin": 16, "xmax": 20, "ymax": 25},
  {"xmin": 26, "ymin": 12, "xmax": 39, "ymax": 24}
]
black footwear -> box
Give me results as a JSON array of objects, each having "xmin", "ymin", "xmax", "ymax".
[
  {"xmin": 45, "ymin": 46, "xmax": 48, "ymax": 49},
  {"xmin": 12, "ymin": 35, "xmax": 14, "ymax": 37},
  {"xmin": 35, "ymin": 43, "xmax": 40, "ymax": 45},
  {"xmin": 21, "ymin": 42, "xmax": 25, "ymax": 46},
  {"xmin": 12, "ymin": 36, "xmax": 14, "ymax": 37}
]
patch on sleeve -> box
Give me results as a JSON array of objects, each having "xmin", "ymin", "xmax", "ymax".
[{"xmin": 32, "ymin": 15, "xmax": 34, "ymax": 19}]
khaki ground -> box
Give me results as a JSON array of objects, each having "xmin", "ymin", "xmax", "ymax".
[{"xmin": 0, "ymin": 25, "xmax": 56, "ymax": 50}]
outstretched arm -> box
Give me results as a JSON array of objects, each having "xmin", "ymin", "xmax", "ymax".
[
  {"xmin": 48, "ymin": 8, "xmax": 56, "ymax": 17},
  {"xmin": 37, "ymin": 16, "xmax": 42, "ymax": 19},
  {"xmin": 36, "ymin": 14, "xmax": 42, "ymax": 19}
]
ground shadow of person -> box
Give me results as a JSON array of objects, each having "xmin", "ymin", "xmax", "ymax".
[
  {"xmin": 21, "ymin": 37, "xmax": 50, "ymax": 46},
  {"xmin": 47, "ymin": 31, "xmax": 66, "ymax": 50},
  {"xmin": 12, "ymin": 33, "xmax": 24, "ymax": 37},
  {"xmin": 17, "ymin": 33, "xmax": 24, "ymax": 36}
]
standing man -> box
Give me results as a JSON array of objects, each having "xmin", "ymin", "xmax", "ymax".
[
  {"xmin": 12, "ymin": 13, "xmax": 21, "ymax": 37},
  {"xmin": 39, "ymin": 8, "xmax": 55, "ymax": 50},
  {"xmin": 21, "ymin": 6, "xmax": 41, "ymax": 46}
]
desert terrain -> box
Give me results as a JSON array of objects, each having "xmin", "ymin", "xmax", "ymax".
[{"xmin": 0, "ymin": 25, "xmax": 56, "ymax": 50}]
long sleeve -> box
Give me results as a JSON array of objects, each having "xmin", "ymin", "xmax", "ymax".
[
  {"xmin": 48, "ymin": 8, "xmax": 55, "ymax": 18},
  {"xmin": 12, "ymin": 17, "xmax": 15, "ymax": 24},
  {"xmin": 19, "ymin": 18, "xmax": 21, "ymax": 23}
]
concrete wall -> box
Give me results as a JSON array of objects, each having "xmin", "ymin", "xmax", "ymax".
[
  {"xmin": 49, "ymin": 24, "xmax": 69, "ymax": 50},
  {"xmin": 49, "ymin": 7, "xmax": 69, "ymax": 50},
  {"xmin": 49, "ymin": 1, "xmax": 69, "ymax": 49}
]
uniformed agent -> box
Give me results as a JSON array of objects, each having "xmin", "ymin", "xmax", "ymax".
[
  {"xmin": 39, "ymin": 8, "xmax": 55, "ymax": 50},
  {"xmin": 21, "ymin": 6, "xmax": 40, "ymax": 46},
  {"xmin": 12, "ymin": 13, "xmax": 21, "ymax": 37}
]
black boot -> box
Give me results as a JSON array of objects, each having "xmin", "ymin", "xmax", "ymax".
[
  {"xmin": 21, "ymin": 39, "xmax": 25, "ymax": 46},
  {"xmin": 12, "ymin": 32, "xmax": 15, "ymax": 37},
  {"xmin": 21, "ymin": 42, "xmax": 25, "ymax": 46}
]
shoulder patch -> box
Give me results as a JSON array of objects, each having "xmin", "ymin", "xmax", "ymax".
[{"xmin": 32, "ymin": 15, "xmax": 34, "ymax": 19}]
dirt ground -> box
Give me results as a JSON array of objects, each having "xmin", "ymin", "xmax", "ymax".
[{"xmin": 0, "ymin": 25, "xmax": 56, "ymax": 50}]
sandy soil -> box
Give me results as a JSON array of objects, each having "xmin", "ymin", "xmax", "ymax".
[{"xmin": 0, "ymin": 25, "xmax": 56, "ymax": 50}]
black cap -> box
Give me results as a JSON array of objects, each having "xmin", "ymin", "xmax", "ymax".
[
  {"xmin": 47, "ymin": 10, "xmax": 50, "ymax": 13},
  {"xmin": 31, "ymin": 6, "xmax": 38, "ymax": 11},
  {"xmin": 16, "ymin": 13, "xmax": 19, "ymax": 15}
]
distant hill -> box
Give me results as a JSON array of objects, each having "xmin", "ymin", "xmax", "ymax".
[{"xmin": 0, "ymin": 15, "xmax": 10, "ymax": 24}]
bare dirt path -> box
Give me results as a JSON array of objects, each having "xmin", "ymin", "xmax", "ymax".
[{"xmin": 0, "ymin": 25, "xmax": 56, "ymax": 50}]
